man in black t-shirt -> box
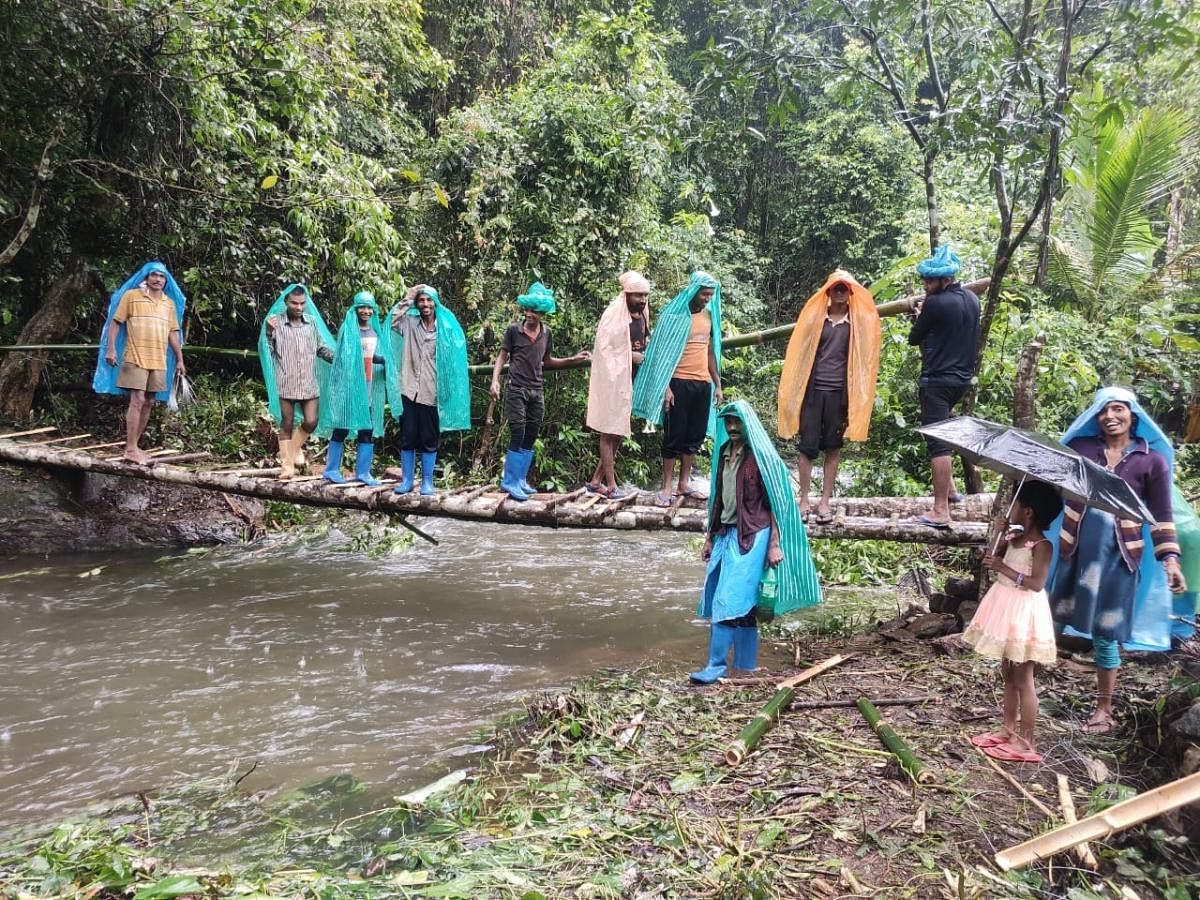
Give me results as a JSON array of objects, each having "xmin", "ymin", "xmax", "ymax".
[{"xmin": 908, "ymin": 245, "xmax": 980, "ymax": 528}]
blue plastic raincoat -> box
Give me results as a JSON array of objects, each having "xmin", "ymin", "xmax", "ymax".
[
  {"xmin": 257, "ymin": 284, "xmax": 336, "ymax": 425},
  {"xmin": 387, "ymin": 286, "xmax": 471, "ymax": 432},
  {"xmin": 93, "ymin": 261, "xmax": 186, "ymax": 403}
]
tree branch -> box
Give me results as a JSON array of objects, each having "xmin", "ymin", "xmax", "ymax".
[
  {"xmin": 0, "ymin": 132, "xmax": 59, "ymax": 269},
  {"xmin": 982, "ymin": 0, "xmax": 1017, "ymax": 42},
  {"xmin": 920, "ymin": 0, "xmax": 949, "ymax": 111}
]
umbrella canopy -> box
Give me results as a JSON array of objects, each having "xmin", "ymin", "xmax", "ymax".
[{"xmin": 917, "ymin": 416, "xmax": 1156, "ymax": 524}]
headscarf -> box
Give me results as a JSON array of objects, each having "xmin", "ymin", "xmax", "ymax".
[
  {"xmin": 93, "ymin": 261, "xmax": 187, "ymax": 402},
  {"xmin": 631, "ymin": 271, "xmax": 723, "ymax": 433},
  {"xmin": 517, "ymin": 282, "xmax": 557, "ymax": 314},
  {"xmin": 706, "ymin": 400, "xmax": 822, "ymax": 616},
  {"xmin": 1052, "ymin": 386, "xmax": 1175, "ymax": 651},
  {"xmin": 916, "ymin": 245, "xmax": 962, "ymax": 278},
  {"xmin": 387, "ymin": 285, "xmax": 471, "ymax": 432},
  {"xmin": 586, "ymin": 271, "xmax": 651, "ymax": 437},
  {"xmin": 257, "ymin": 283, "xmax": 336, "ymax": 425},
  {"xmin": 316, "ymin": 292, "xmax": 400, "ymax": 438},
  {"xmin": 777, "ymin": 269, "xmax": 881, "ymax": 441}
]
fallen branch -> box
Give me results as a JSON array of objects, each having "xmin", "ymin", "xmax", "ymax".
[
  {"xmin": 974, "ymin": 744, "xmax": 1056, "ymax": 818},
  {"xmin": 858, "ymin": 698, "xmax": 935, "ymax": 785},
  {"xmin": 724, "ymin": 654, "xmax": 849, "ymax": 766},
  {"xmin": 996, "ymin": 771, "xmax": 1200, "ymax": 871}
]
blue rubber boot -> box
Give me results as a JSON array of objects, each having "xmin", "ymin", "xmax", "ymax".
[
  {"xmin": 517, "ymin": 448, "xmax": 536, "ymax": 495},
  {"xmin": 394, "ymin": 450, "xmax": 416, "ymax": 494},
  {"xmin": 500, "ymin": 450, "xmax": 530, "ymax": 501},
  {"xmin": 420, "ymin": 452, "xmax": 437, "ymax": 496},
  {"xmin": 732, "ymin": 626, "xmax": 759, "ymax": 673},
  {"xmin": 354, "ymin": 441, "xmax": 381, "ymax": 486},
  {"xmin": 323, "ymin": 440, "xmax": 348, "ymax": 484},
  {"xmin": 689, "ymin": 623, "xmax": 736, "ymax": 684}
]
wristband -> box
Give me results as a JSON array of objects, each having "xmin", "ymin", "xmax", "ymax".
[{"xmin": 1015, "ymin": 572, "xmax": 1024, "ymax": 587}]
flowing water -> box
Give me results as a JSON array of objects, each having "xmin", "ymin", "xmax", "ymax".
[
  {"xmin": 0, "ymin": 521, "xmax": 890, "ymax": 834},
  {"xmin": 0, "ymin": 522, "xmax": 710, "ymax": 830}
]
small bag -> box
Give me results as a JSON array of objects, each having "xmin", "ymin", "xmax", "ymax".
[{"xmin": 755, "ymin": 565, "xmax": 778, "ymax": 624}]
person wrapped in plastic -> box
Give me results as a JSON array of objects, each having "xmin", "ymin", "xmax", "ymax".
[
  {"xmin": 585, "ymin": 270, "xmax": 652, "ymax": 498},
  {"xmin": 631, "ymin": 271, "xmax": 724, "ymax": 506},
  {"xmin": 388, "ymin": 284, "xmax": 470, "ymax": 495},
  {"xmin": 488, "ymin": 282, "xmax": 590, "ymax": 501},
  {"xmin": 317, "ymin": 291, "xmax": 400, "ymax": 485},
  {"xmin": 258, "ymin": 283, "xmax": 335, "ymax": 479},
  {"xmin": 94, "ymin": 261, "xmax": 187, "ymax": 465},
  {"xmin": 690, "ymin": 401, "xmax": 823, "ymax": 684},
  {"xmin": 1049, "ymin": 386, "xmax": 1187, "ymax": 733},
  {"xmin": 777, "ymin": 269, "xmax": 881, "ymax": 523},
  {"xmin": 1171, "ymin": 485, "xmax": 1199, "ymax": 643}
]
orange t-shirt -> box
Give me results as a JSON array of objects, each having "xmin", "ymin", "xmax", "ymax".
[{"xmin": 672, "ymin": 310, "xmax": 712, "ymax": 381}]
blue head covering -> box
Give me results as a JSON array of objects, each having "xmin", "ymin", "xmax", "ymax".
[
  {"xmin": 1052, "ymin": 386, "xmax": 1176, "ymax": 651},
  {"xmin": 517, "ymin": 282, "xmax": 557, "ymax": 315},
  {"xmin": 93, "ymin": 261, "xmax": 187, "ymax": 402},
  {"xmin": 916, "ymin": 245, "xmax": 962, "ymax": 278}
]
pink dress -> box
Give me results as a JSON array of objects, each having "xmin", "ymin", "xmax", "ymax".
[{"xmin": 962, "ymin": 540, "xmax": 1057, "ymax": 665}]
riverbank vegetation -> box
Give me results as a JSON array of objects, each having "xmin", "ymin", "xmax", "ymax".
[
  {"xmin": 1, "ymin": 0, "xmax": 1197, "ymax": 495},
  {"xmin": 3, "ymin": 621, "xmax": 1198, "ymax": 897}
]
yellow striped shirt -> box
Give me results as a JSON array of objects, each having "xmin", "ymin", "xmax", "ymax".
[{"xmin": 114, "ymin": 289, "xmax": 179, "ymax": 371}]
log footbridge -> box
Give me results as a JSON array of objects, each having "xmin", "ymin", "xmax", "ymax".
[{"xmin": 0, "ymin": 427, "xmax": 992, "ymax": 545}]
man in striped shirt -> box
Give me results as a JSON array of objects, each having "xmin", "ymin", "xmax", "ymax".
[{"xmin": 103, "ymin": 262, "xmax": 185, "ymax": 465}]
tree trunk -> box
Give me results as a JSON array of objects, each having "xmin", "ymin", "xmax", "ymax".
[
  {"xmin": 0, "ymin": 255, "xmax": 101, "ymax": 418},
  {"xmin": 0, "ymin": 438, "xmax": 990, "ymax": 545},
  {"xmin": 923, "ymin": 152, "xmax": 940, "ymax": 252}
]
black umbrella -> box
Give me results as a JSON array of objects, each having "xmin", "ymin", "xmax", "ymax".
[{"xmin": 917, "ymin": 416, "xmax": 1156, "ymax": 525}]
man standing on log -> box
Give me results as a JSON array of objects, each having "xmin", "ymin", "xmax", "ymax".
[
  {"xmin": 691, "ymin": 400, "xmax": 822, "ymax": 684},
  {"xmin": 388, "ymin": 284, "xmax": 470, "ymax": 496},
  {"xmin": 777, "ymin": 269, "xmax": 881, "ymax": 524},
  {"xmin": 584, "ymin": 270, "xmax": 652, "ymax": 498},
  {"xmin": 908, "ymin": 245, "xmax": 979, "ymax": 528},
  {"xmin": 95, "ymin": 261, "xmax": 186, "ymax": 465},
  {"xmin": 632, "ymin": 271, "xmax": 724, "ymax": 507},
  {"xmin": 259, "ymin": 284, "xmax": 336, "ymax": 479}
]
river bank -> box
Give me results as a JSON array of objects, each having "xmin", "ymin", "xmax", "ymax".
[{"xmin": 3, "ymin": 624, "xmax": 1198, "ymax": 898}]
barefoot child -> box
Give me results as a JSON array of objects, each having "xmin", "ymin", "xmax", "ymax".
[{"xmin": 963, "ymin": 480, "xmax": 1062, "ymax": 763}]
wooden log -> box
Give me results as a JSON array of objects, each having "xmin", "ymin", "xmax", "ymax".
[
  {"xmin": 858, "ymin": 697, "xmax": 935, "ymax": 785},
  {"xmin": 544, "ymin": 487, "xmax": 587, "ymax": 512},
  {"xmin": 724, "ymin": 655, "xmax": 850, "ymax": 766},
  {"xmin": 995, "ymin": 771, "xmax": 1200, "ymax": 871},
  {"xmin": 834, "ymin": 494, "xmax": 995, "ymax": 520}
]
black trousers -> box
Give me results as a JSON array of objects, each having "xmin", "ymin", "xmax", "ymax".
[
  {"xmin": 797, "ymin": 385, "xmax": 848, "ymax": 460},
  {"xmin": 919, "ymin": 384, "xmax": 968, "ymax": 458},
  {"xmin": 662, "ymin": 377, "xmax": 711, "ymax": 459},
  {"xmin": 331, "ymin": 428, "xmax": 373, "ymax": 444},
  {"xmin": 506, "ymin": 386, "xmax": 544, "ymax": 451},
  {"xmin": 400, "ymin": 394, "xmax": 439, "ymax": 453}
]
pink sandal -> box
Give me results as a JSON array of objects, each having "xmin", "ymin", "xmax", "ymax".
[
  {"xmin": 982, "ymin": 741, "xmax": 1043, "ymax": 764},
  {"xmin": 970, "ymin": 731, "xmax": 1010, "ymax": 748}
]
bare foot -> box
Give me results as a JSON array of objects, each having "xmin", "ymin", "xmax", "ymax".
[
  {"xmin": 123, "ymin": 448, "xmax": 151, "ymax": 465},
  {"xmin": 1082, "ymin": 710, "xmax": 1115, "ymax": 734}
]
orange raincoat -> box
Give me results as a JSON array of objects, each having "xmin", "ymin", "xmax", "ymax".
[{"xmin": 777, "ymin": 269, "xmax": 881, "ymax": 442}]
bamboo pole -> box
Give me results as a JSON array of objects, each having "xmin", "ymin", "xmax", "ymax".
[
  {"xmin": 724, "ymin": 655, "xmax": 849, "ymax": 766},
  {"xmin": 996, "ymin": 771, "xmax": 1200, "ymax": 871},
  {"xmin": 1056, "ymin": 774, "xmax": 1099, "ymax": 869},
  {"xmin": 0, "ymin": 426, "xmax": 56, "ymax": 439},
  {"xmin": 857, "ymin": 697, "xmax": 935, "ymax": 785}
]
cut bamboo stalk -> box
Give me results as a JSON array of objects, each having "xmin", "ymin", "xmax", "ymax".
[
  {"xmin": 1056, "ymin": 774, "xmax": 1099, "ymax": 869},
  {"xmin": 544, "ymin": 487, "xmax": 587, "ymax": 511},
  {"xmin": 31, "ymin": 433, "xmax": 92, "ymax": 445},
  {"xmin": 858, "ymin": 698, "xmax": 935, "ymax": 785},
  {"xmin": 71, "ymin": 441, "xmax": 124, "ymax": 452},
  {"xmin": 151, "ymin": 452, "xmax": 211, "ymax": 465},
  {"xmin": 724, "ymin": 655, "xmax": 849, "ymax": 766},
  {"xmin": 0, "ymin": 426, "xmax": 56, "ymax": 439},
  {"xmin": 576, "ymin": 492, "xmax": 604, "ymax": 513},
  {"xmin": 996, "ymin": 771, "xmax": 1200, "ymax": 871},
  {"xmin": 975, "ymin": 746, "xmax": 1056, "ymax": 818}
]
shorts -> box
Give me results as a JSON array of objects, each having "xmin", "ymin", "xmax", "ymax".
[
  {"xmin": 797, "ymin": 386, "xmax": 847, "ymax": 459},
  {"xmin": 117, "ymin": 362, "xmax": 166, "ymax": 393},
  {"xmin": 662, "ymin": 377, "xmax": 711, "ymax": 459},
  {"xmin": 920, "ymin": 383, "xmax": 969, "ymax": 458}
]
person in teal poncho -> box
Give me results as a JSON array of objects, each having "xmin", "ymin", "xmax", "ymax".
[
  {"xmin": 631, "ymin": 271, "xmax": 724, "ymax": 507},
  {"xmin": 388, "ymin": 284, "xmax": 471, "ymax": 495},
  {"xmin": 318, "ymin": 291, "xmax": 400, "ymax": 485},
  {"xmin": 690, "ymin": 401, "xmax": 822, "ymax": 684},
  {"xmin": 259, "ymin": 284, "xmax": 335, "ymax": 479},
  {"xmin": 488, "ymin": 282, "xmax": 590, "ymax": 501}
]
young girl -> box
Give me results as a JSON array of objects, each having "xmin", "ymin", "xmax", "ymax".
[{"xmin": 963, "ymin": 480, "xmax": 1063, "ymax": 763}]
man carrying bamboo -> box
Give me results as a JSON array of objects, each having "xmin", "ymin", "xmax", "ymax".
[
  {"xmin": 690, "ymin": 401, "xmax": 822, "ymax": 684},
  {"xmin": 95, "ymin": 261, "xmax": 187, "ymax": 465}
]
